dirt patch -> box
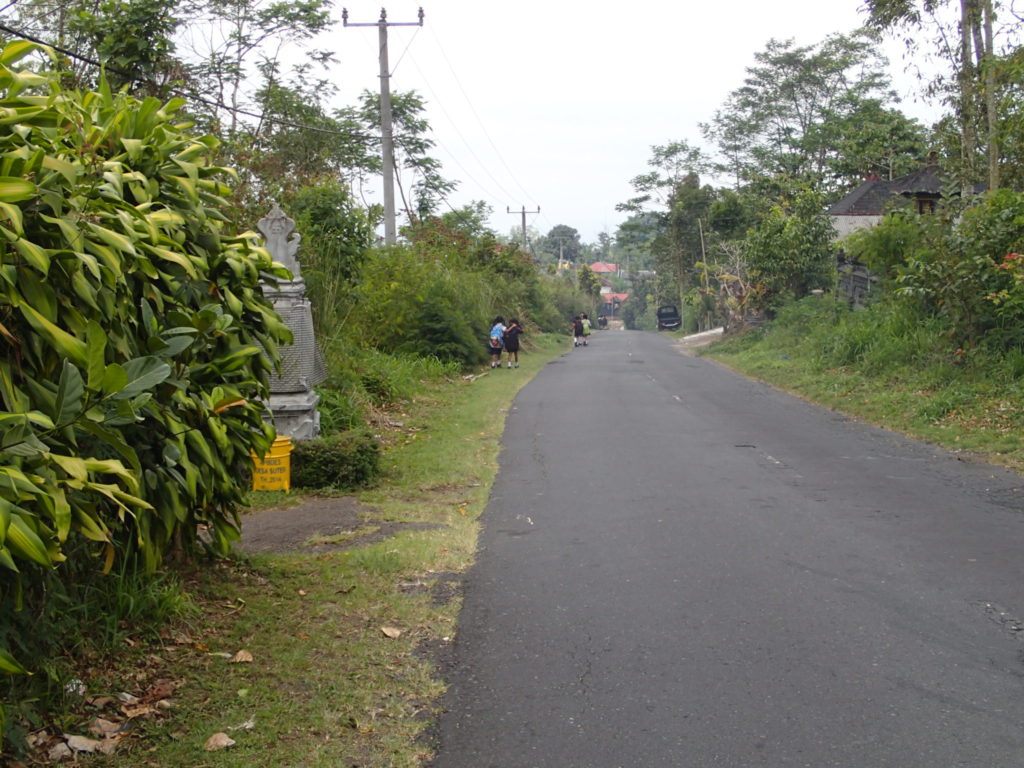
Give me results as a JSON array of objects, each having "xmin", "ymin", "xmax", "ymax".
[{"xmin": 236, "ymin": 495, "xmax": 443, "ymax": 555}]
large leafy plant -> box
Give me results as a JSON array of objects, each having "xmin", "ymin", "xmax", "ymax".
[{"xmin": 0, "ymin": 40, "xmax": 290, "ymax": 685}]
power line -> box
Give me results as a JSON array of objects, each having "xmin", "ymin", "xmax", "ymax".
[
  {"xmin": 404, "ymin": 51, "xmax": 519, "ymax": 205},
  {"xmin": 0, "ymin": 21, "xmax": 388, "ymax": 141},
  {"xmin": 426, "ymin": 25, "xmax": 540, "ymax": 208}
]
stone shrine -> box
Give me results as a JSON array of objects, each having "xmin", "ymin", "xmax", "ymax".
[{"xmin": 257, "ymin": 203, "xmax": 325, "ymax": 440}]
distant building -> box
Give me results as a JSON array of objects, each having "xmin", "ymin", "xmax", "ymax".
[
  {"xmin": 828, "ymin": 163, "xmax": 985, "ymax": 308},
  {"xmin": 589, "ymin": 261, "xmax": 619, "ymax": 276},
  {"xmin": 600, "ymin": 292, "xmax": 630, "ymax": 316},
  {"xmin": 828, "ymin": 164, "xmax": 986, "ymax": 239}
]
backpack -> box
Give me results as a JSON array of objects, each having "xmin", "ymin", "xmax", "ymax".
[{"xmin": 489, "ymin": 325, "xmax": 504, "ymax": 348}]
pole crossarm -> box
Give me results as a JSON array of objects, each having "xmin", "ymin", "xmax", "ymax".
[
  {"xmin": 507, "ymin": 205, "xmax": 540, "ymax": 252},
  {"xmin": 342, "ymin": 7, "xmax": 424, "ymax": 27}
]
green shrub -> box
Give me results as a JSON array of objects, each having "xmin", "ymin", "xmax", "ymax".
[
  {"xmin": 0, "ymin": 42, "xmax": 290, "ymax": 729},
  {"xmin": 291, "ymin": 431, "xmax": 381, "ymax": 490}
]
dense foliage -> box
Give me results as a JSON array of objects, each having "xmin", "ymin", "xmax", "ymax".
[
  {"xmin": 291, "ymin": 430, "xmax": 380, "ymax": 490},
  {"xmin": 0, "ymin": 41, "xmax": 290, "ymax": 733}
]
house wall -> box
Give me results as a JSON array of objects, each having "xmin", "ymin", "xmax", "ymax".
[{"xmin": 831, "ymin": 214, "xmax": 883, "ymax": 240}]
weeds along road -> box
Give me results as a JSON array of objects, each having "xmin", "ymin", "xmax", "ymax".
[{"xmin": 431, "ymin": 329, "xmax": 1024, "ymax": 768}]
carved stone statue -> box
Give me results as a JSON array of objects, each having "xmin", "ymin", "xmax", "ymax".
[
  {"xmin": 257, "ymin": 203, "xmax": 302, "ymax": 278},
  {"xmin": 257, "ymin": 203, "xmax": 325, "ymax": 440}
]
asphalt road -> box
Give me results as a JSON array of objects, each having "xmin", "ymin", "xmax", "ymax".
[{"xmin": 431, "ymin": 329, "xmax": 1024, "ymax": 768}]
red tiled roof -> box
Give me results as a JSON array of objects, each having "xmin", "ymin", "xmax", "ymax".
[
  {"xmin": 602, "ymin": 293, "xmax": 629, "ymax": 303},
  {"xmin": 590, "ymin": 261, "xmax": 619, "ymax": 273}
]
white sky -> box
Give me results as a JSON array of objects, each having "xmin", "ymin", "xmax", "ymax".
[{"xmin": 313, "ymin": 0, "xmax": 946, "ymax": 244}]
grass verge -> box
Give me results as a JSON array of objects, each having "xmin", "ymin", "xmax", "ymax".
[
  {"xmin": 63, "ymin": 334, "xmax": 567, "ymax": 768},
  {"xmin": 704, "ymin": 299, "xmax": 1024, "ymax": 472}
]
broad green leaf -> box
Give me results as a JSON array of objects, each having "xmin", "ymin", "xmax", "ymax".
[
  {"xmin": 18, "ymin": 304, "xmax": 87, "ymax": 366},
  {"xmin": 41, "ymin": 155, "xmax": 81, "ymax": 185},
  {"xmin": 73, "ymin": 506, "xmax": 110, "ymax": 542},
  {"xmin": 86, "ymin": 223, "xmax": 136, "ymax": 255},
  {"xmin": 114, "ymin": 357, "xmax": 170, "ymax": 400},
  {"xmin": 0, "ymin": 40, "xmax": 39, "ymax": 67},
  {"xmin": 0, "ymin": 361, "xmax": 28, "ymax": 412},
  {"xmin": 147, "ymin": 208, "xmax": 185, "ymax": 227},
  {"xmin": 82, "ymin": 457, "xmax": 138, "ymax": 490},
  {"xmin": 100, "ymin": 363, "xmax": 128, "ymax": 395},
  {"xmin": 0, "ymin": 176, "xmax": 35, "ymax": 202},
  {"xmin": 140, "ymin": 243, "xmax": 198, "ymax": 278},
  {"xmin": 0, "ymin": 547, "xmax": 18, "ymax": 572},
  {"xmin": 0, "ymin": 648, "xmax": 28, "ymax": 675},
  {"xmin": 1, "ymin": 422, "xmax": 49, "ymax": 457},
  {"xmin": 12, "ymin": 237, "xmax": 51, "ymax": 274},
  {"xmin": 86, "ymin": 321, "xmax": 106, "ymax": 391},
  {"xmin": 6, "ymin": 514, "xmax": 53, "ymax": 567},
  {"xmin": 121, "ymin": 138, "xmax": 143, "ymax": 161},
  {"xmin": 51, "ymin": 486, "xmax": 71, "ymax": 542},
  {"xmin": 50, "ymin": 454, "xmax": 87, "ymax": 481},
  {"xmin": 54, "ymin": 359, "xmax": 84, "ymax": 427},
  {"xmin": 0, "ymin": 201, "xmax": 23, "ymax": 234}
]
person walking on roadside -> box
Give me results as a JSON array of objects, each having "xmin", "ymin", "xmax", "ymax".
[
  {"xmin": 581, "ymin": 313, "xmax": 592, "ymax": 345},
  {"xmin": 488, "ymin": 316, "xmax": 506, "ymax": 369},
  {"xmin": 503, "ymin": 318, "xmax": 524, "ymax": 368},
  {"xmin": 571, "ymin": 314, "xmax": 585, "ymax": 347}
]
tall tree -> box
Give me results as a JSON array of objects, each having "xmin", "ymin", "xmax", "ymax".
[
  {"xmin": 701, "ymin": 32, "xmax": 909, "ymax": 194},
  {"xmin": 183, "ymin": 0, "xmax": 333, "ymax": 136},
  {"xmin": 537, "ymin": 225, "xmax": 583, "ymax": 266},
  {"xmin": 864, "ymin": 0, "xmax": 1017, "ymax": 191},
  {"xmin": 357, "ymin": 89, "xmax": 456, "ymax": 226}
]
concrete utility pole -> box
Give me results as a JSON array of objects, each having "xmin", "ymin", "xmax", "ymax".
[
  {"xmin": 507, "ymin": 205, "xmax": 540, "ymax": 252},
  {"xmin": 343, "ymin": 7, "xmax": 424, "ymax": 245}
]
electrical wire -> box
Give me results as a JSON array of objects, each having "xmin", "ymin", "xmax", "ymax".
[
  {"xmin": 404, "ymin": 50, "xmax": 518, "ymax": 205},
  {"xmin": 0, "ymin": 20, "xmax": 389, "ymax": 141},
  {"xmin": 425, "ymin": 25, "xmax": 540, "ymax": 209},
  {"xmin": 389, "ymin": 23, "xmax": 420, "ymax": 76}
]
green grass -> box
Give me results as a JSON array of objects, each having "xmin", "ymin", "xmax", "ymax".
[
  {"xmin": 706, "ymin": 298, "xmax": 1024, "ymax": 471},
  {"xmin": 61, "ymin": 333, "xmax": 567, "ymax": 768}
]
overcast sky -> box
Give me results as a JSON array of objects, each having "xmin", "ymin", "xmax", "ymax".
[{"xmin": 318, "ymin": 1, "xmax": 945, "ymax": 244}]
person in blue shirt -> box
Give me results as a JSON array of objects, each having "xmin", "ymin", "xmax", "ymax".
[{"xmin": 488, "ymin": 316, "xmax": 506, "ymax": 368}]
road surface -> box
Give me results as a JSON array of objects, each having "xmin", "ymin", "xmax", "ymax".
[{"xmin": 431, "ymin": 329, "xmax": 1024, "ymax": 768}]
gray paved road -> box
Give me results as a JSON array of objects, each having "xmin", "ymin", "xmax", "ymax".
[{"xmin": 431, "ymin": 329, "xmax": 1024, "ymax": 768}]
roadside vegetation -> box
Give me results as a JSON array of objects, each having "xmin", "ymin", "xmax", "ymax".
[
  {"xmin": 706, "ymin": 185, "xmax": 1024, "ymax": 472},
  {"xmin": 707, "ymin": 294, "xmax": 1024, "ymax": 472},
  {"xmin": 0, "ymin": 41, "xmax": 594, "ymax": 762},
  {"xmin": 1, "ymin": 0, "xmax": 1023, "ymax": 764}
]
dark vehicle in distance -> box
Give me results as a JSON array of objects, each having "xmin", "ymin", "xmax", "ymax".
[{"xmin": 656, "ymin": 305, "xmax": 682, "ymax": 330}]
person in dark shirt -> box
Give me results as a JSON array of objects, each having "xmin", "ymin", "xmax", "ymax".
[
  {"xmin": 503, "ymin": 318, "xmax": 524, "ymax": 368},
  {"xmin": 572, "ymin": 314, "xmax": 585, "ymax": 347}
]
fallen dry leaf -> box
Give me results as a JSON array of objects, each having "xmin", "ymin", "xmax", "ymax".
[
  {"xmin": 48, "ymin": 742, "xmax": 72, "ymax": 761},
  {"xmin": 88, "ymin": 718, "xmax": 122, "ymax": 738},
  {"xmin": 230, "ymin": 649, "xmax": 254, "ymax": 663},
  {"xmin": 204, "ymin": 732, "xmax": 236, "ymax": 751},
  {"xmin": 65, "ymin": 734, "xmax": 102, "ymax": 753},
  {"xmin": 228, "ymin": 715, "xmax": 256, "ymax": 732},
  {"xmin": 147, "ymin": 679, "xmax": 179, "ymax": 699},
  {"xmin": 121, "ymin": 703, "xmax": 158, "ymax": 719},
  {"xmin": 381, "ymin": 626, "xmax": 403, "ymax": 639},
  {"xmin": 298, "ymin": 589, "xmax": 308, "ymax": 596}
]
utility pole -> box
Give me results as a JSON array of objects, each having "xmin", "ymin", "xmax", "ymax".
[
  {"xmin": 343, "ymin": 7, "xmax": 424, "ymax": 245},
  {"xmin": 507, "ymin": 205, "xmax": 540, "ymax": 252}
]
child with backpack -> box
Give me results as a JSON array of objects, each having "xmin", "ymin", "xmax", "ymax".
[
  {"xmin": 503, "ymin": 318, "xmax": 524, "ymax": 368},
  {"xmin": 488, "ymin": 316, "xmax": 506, "ymax": 368},
  {"xmin": 571, "ymin": 314, "xmax": 585, "ymax": 347}
]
